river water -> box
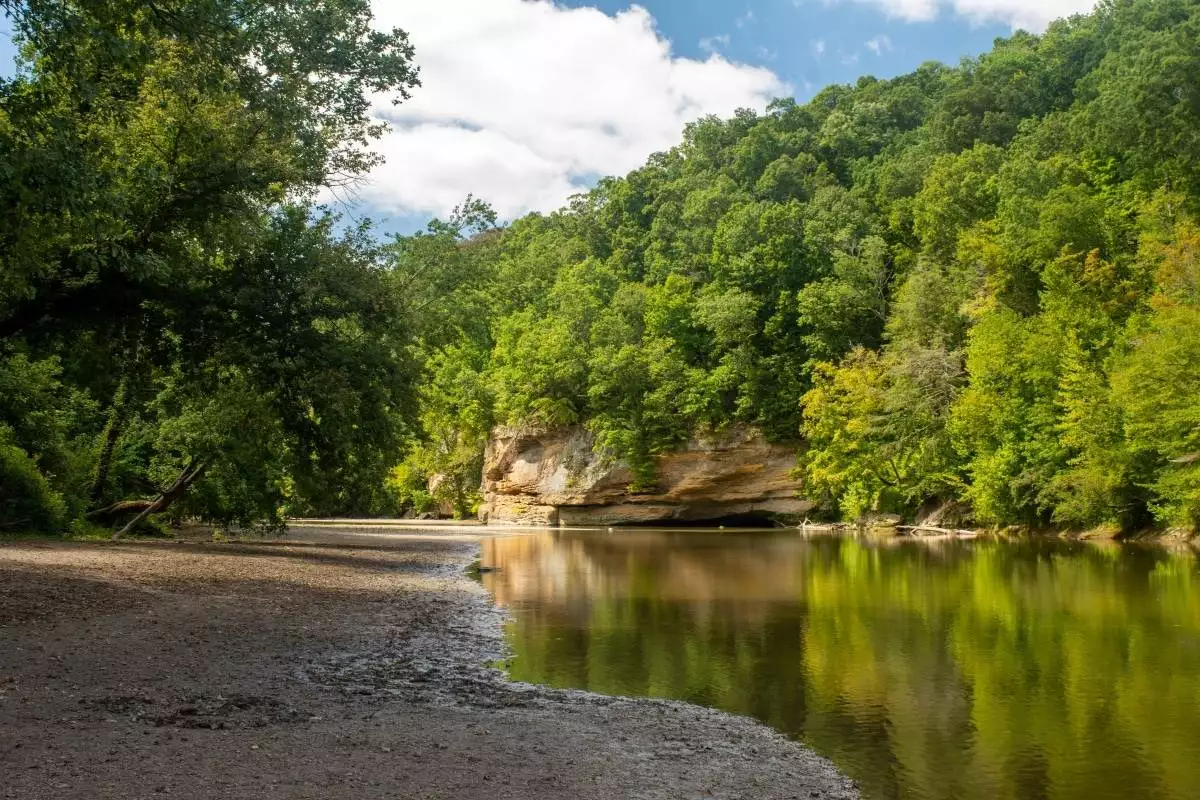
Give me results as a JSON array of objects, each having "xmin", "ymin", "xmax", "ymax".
[{"xmin": 479, "ymin": 529, "xmax": 1200, "ymax": 800}]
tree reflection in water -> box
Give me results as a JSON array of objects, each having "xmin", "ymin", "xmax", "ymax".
[{"xmin": 481, "ymin": 531, "xmax": 1200, "ymax": 800}]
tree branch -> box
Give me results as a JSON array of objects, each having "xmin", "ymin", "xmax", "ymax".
[{"xmin": 98, "ymin": 458, "xmax": 209, "ymax": 539}]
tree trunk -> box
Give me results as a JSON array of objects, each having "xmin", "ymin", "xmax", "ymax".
[
  {"xmin": 90, "ymin": 377, "xmax": 132, "ymax": 506},
  {"xmin": 86, "ymin": 500, "xmax": 155, "ymax": 521},
  {"xmin": 90, "ymin": 458, "xmax": 208, "ymax": 539}
]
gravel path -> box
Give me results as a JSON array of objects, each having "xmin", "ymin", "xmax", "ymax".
[{"xmin": 0, "ymin": 525, "xmax": 857, "ymax": 800}]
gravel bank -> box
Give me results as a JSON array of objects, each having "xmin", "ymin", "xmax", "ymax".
[{"xmin": 0, "ymin": 525, "xmax": 857, "ymax": 800}]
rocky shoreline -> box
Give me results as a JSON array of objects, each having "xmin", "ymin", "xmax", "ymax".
[{"xmin": 0, "ymin": 525, "xmax": 857, "ymax": 799}]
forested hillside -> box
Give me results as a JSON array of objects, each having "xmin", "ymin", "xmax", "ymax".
[
  {"xmin": 396, "ymin": 0, "xmax": 1200, "ymax": 532},
  {"xmin": 4, "ymin": 0, "xmax": 1199, "ymax": 535}
]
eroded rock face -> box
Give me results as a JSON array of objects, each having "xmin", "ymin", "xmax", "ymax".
[{"xmin": 481, "ymin": 425, "xmax": 812, "ymax": 526}]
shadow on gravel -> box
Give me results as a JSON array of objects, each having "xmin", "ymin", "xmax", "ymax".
[
  {"xmin": 7, "ymin": 538, "xmax": 461, "ymax": 575},
  {"xmin": 0, "ymin": 566, "xmax": 156, "ymax": 626},
  {"xmin": 124, "ymin": 543, "xmax": 444, "ymax": 575}
]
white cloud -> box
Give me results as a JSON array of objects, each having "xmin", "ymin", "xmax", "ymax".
[
  {"xmin": 848, "ymin": 0, "xmax": 939, "ymax": 21},
  {"xmin": 342, "ymin": 1, "xmax": 786, "ymax": 220},
  {"xmin": 865, "ymin": 34, "xmax": 893, "ymax": 55},
  {"xmin": 817, "ymin": 0, "xmax": 1097, "ymax": 31},
  {"xmin": 700, "ymin": 34, "xmax": 731, "ymax": 55},
  {"xmin": 812, "ymin": 38, "xmax": 827, "ymax": 57}
]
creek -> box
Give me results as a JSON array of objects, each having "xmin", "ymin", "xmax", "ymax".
[{"xmin": 480, "ymin": 529, "xmax": 1200, "ymax": 800}]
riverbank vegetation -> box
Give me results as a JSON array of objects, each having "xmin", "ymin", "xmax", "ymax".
[
  {"xmin": 0, "ymin": 0, "xmax": 420, "ymax": 532},
  {"xmin": 397, "ymin": 0, "xmax": 1200, "ymax": 533},
  {"xmin": 3, "ymin": 0, "xmax": 1199, "ymax": 535}
]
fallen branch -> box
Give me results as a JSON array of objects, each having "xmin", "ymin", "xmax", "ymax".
[
  {"xmin": 86, "ymin": 499, "xmax": 155, "ymax": 522},
  {"xmin": 897, "ymin": 525, "xmax": 977, "ymax": 537},
  {"xmin": 798, "ymin": 519, "xmax": 853, "ymax": 532},
  {"xmin": 92, "ymin": 458, "xmax": 208, "ymax": 540}
]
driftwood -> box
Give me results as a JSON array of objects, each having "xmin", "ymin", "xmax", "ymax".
[
  {"xmin": 795, "ymin": 520, "xmax": 978, "ymax": 538},
  {"xmin": 797, "ymin": 519, "xmax": 854, "ymax": 532},
  {"xmin": 86, "ymin": 458, "xmax": 207, "ymax": 539},
  {"xmin": 897, "ymin": 525, "xmax": 977, "ymax": 538}
]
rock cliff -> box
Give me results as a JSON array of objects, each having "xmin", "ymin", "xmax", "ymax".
[{"xmin": 481, "ymin": 425, "xmax": 811, "ymax": 526}]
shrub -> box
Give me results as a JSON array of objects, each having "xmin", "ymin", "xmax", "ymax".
[{"xmin": 0, "ymin": 430, "xmax": 67, "ymax": 533}]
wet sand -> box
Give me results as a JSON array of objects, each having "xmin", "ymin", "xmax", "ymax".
[{"xmin": 0, "ymin": 524, "xmax": 856, "ymax": 799}]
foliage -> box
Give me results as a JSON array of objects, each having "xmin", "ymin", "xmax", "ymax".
[
  {"xmin": 0, "ymin": 424, "xmax": 67, "ymax": 531},
  {"xmin": 7, "ymin": 0, "xmax": 1200, "ymax": 533},
  {"xmin": 1111, "ymin": 305, "xmax": 1200, "ymax": 529},
  {"xmin": 400, "ymin": 0, "xmax": 1200, "ymax": 532},
  {"xmin": 0, "ymin": 0, "xmax": 419, "ymax": 531},
  {"xmin": 803, "ymin": 345, "xmax": 962, "ymax": 520}
]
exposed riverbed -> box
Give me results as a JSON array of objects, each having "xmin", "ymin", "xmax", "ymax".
[{"xmin": 0, "ymin": 525, "xmax": 854, "ymax": 799}]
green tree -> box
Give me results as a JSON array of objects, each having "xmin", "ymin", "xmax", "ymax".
[{"xmin": 0, "ymin": 0, "xmax": 420, "ymax": 531}]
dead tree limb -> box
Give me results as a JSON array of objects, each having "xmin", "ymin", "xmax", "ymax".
[
  {"xmin": 103, "ymin": 459, "xmax": 208, "ymax": 540},
  {"xmin": 897, "ymin": 525, "xmax": 977, "ymax": 537}
]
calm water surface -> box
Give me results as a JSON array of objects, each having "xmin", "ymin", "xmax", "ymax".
[{"xmin": 479, "ymin": 530, "xmax": 1200, "ymax": 800}]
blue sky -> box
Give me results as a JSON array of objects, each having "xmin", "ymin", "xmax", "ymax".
[
  {"xmin": 2, "ymin": 0, "xmax": 1098, "ymax": 236},
  {"xmin": 0, "ymin": 16, "xmax": 15, "ymax": 73},
  {"xmin": 562, "ymin": 0, "xmax": 1011, "ymax": 98}
]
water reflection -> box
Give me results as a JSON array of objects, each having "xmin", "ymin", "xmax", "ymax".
[{"xmin": 480, "ymin": 530, "xmax": 1200, "ymax": 800}]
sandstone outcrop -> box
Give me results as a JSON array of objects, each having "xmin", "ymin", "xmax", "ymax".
[{"xmin": 481, "ymin": 425, "xmax": 812, "ymax": 526}]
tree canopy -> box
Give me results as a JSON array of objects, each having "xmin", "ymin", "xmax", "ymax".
[
  {"xmin": 0, "ymin": 0, "xmax": 419, "ymax": 532},
  {"xmin": 5, "ymin": 0, "xmax": 1200, "ymax": 535},
  {"xmin": 394, "ymin": 0, "xmax": 1200, "ymax": 532}
]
